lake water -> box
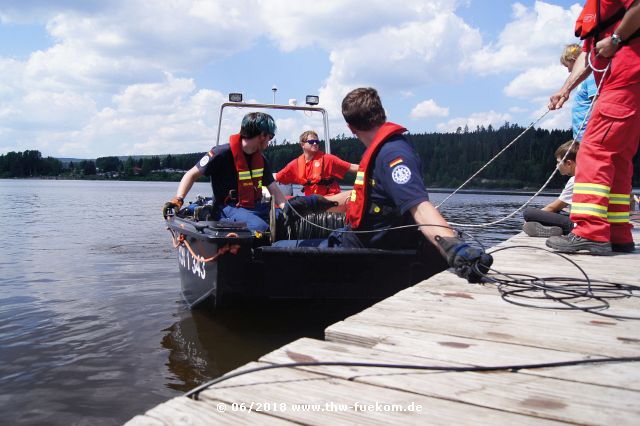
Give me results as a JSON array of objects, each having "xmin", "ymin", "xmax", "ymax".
[{"xmin": 0, "ymin": 179, "xmax": 550, "ymax": 425}]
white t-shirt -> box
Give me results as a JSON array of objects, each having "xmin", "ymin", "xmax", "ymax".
[{"xmin": 558, "ymin": 176, "xmax": 574, "ymax": 207}]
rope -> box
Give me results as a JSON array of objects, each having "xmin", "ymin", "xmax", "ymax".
[
  {"xmin": 441, "ymin": 58, "xmax": 611, "ymax": 228},
  {"xmin": 185, "ymin": 356, "xmax": 640, "ymax": 400},
  {"xmin": 167, "ymin": 228, "xmax": 241, "ymax": 263},
  {"xmin": 435, "ymin": 109, "xmax": 551, "ymax": 210}
]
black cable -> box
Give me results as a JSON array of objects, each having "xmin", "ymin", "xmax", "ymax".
[
  {"xmin": 481, "ymin": 245, "xmax": 640, "ymax": 320},
  {"xmin": 185, "ymin": 356, "xmax": 640, "ymax": 400}
]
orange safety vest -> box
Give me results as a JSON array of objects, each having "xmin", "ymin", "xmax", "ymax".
[
  {"xmin": 575, "ymin": 0, "xmax": 626, "ymax": 40},
  {"xmin": 346, "ymin": 122, "xmax": 407, "ymax": 229},
  {"xmin": 229, "ymin": 133, "xmax": 264, "ymax": 208},
  {"xmin": 295, "ymin": 152, "xmax": 324, "ymax": 185},
  {"xmin": 293, "ymin": 152, "xmax": 339, "ymax": 195}
]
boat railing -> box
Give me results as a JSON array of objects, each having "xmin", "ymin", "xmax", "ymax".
[{"xmin": 215, "ymin": 101, "xmax": 332, "ymax": 154}]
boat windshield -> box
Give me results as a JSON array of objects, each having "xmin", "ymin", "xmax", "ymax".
[{"xmin": 215, "ymin": 101, "xmax": 332, "ymax": 153}]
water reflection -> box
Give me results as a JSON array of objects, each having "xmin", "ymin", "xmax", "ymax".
[{"xmin": 162, "ymin": 300, "xmax": 375, "ymax": 392}]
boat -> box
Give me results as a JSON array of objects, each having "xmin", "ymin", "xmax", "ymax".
[{"xmin": 165, "ymin": 94, "xmax": 448, "ymax": 310}]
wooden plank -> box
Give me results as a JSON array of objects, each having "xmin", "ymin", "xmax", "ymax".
[
  {"xmin": 259, "ymin": 338, "xmax": 640, "ymax": 425},
  {"xmin": 199, "ymin": 361, "xmax": 568, "ymax": 426},
  {"xmin": 375, "ymin": 285, "xmax": 640, "ymax": 326},
  {"xmin": 331, "ymin": 305, "xmax": 640, "ymax": 357},
  {"xmin": 330, "ymin": 279, "xmax": 640, "ymax": 357},
  {"xmin": 324, "ymin": 320, "xmax": 640, "ymax": 390},
  {"xmin": 125, "ymin": 416, "xmax": 165, "ymax": 426},
  {"xmin": 124, "ymin": 395, "xmax": 291, "ymax": 426},
  {"xmin": 409, "ymin": 279, "xmax": 640, "ymax": 313},
  {"xmin": 487, "ymin": 233, "xmax": 640, "ymax": 287}
]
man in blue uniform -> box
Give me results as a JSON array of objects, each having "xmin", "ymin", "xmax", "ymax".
[
  {"xmin": 336, "ymin": 87, "xmax": 493, "ymax": 283},
  {"xmin": 276, "ymin": 88, "xmax": 492, "ymax": 282}
]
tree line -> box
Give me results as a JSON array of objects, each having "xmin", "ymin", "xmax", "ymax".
[
  {"xmin": 0, "ymin": 151, "xmax": 202, "ymax": 180},
  {"xmin": 2, "ymin": 123, "xmax": 639, "ymax": 188}
]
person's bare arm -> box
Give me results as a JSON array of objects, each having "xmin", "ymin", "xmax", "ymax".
[
  {"xmin": 348, "ymin": 163, "xmax": 359, "ymax": 173},
  {"xmin": 542, "ymin": 199, "xmax": 569, "ymax": 212},
  {"xmin": 324, "ymin": 191, "xmax": 351, "ymax": 212},
  {"xmin": 176, "ymin": 166, "xmax": 204, "ymax": 199},
  {"xmin": 267, "ymin": 181, "xmax": 287, "ymax": 208},
  {"xmin": 596, "ymin": 0, "xmax": 640, "ymax": 57},
  {"xmin": 409, "ymin": 201, "xmax": 455, "ymax": 257},
  {"xmin": 549, "ymin": 50, "xmax": 592, "ymax": 110}
]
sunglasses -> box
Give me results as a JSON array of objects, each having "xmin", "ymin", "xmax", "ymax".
[{"xmin": 306, "ymin": 139, "xmax": 320, "ymax": 145}]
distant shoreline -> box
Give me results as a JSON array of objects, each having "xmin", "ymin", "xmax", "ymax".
[
  {"xmin": 1, "ymin": 176, "xmax": 563, "ymax": 196},
  {"xmin": 5, "ymin": 177, "xmax": 640, "ymax": 198},
  {"xmin": 428, "ymin": 188, "xmax": 561, "ymax": 197}
]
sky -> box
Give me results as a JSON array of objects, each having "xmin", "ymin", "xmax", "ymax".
[{"xmin": 0, "ymin": 0, "xmax": 585, "ymax": 159}]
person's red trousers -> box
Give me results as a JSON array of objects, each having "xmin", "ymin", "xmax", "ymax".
[{"xmin": 570, "ymin": 82, "xmax": 640, "ymax": 244}]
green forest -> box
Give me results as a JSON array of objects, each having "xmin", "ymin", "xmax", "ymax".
[{"xmin": 2, "ymin": 123, "xmax": 639, "ymax": 189}]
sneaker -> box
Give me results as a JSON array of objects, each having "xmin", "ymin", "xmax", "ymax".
[
  {"xmin": 546, "ymin": 233, "xmax": 612, "ymax": 255},
  {"xmin": 523, "ymin": 221, "xmax": 563, "ymax": 238},
  {"xmin": 612, "ymin": 242, "xmax": 636, "ymax": 253}
]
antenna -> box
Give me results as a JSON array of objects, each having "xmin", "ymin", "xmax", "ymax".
[{"xmin": 272, "ymin": 85, "xmax": 277, "ymax": 104}]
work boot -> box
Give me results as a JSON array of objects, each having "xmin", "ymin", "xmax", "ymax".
[
  {"xmin": 546, "ymin": 233, "xmax": 611, "ymax": 255},
  {"xmin": 523, "ymin": 221, "xmax": 563, "ymax": 238},
  {"xmin": 611, "ymin": 242, "xmax": 636, "ymax": 253}
]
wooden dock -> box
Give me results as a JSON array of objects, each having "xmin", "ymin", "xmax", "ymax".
[{"xmin": 128, "ymin": 231, "xmax": 640, "ymax": 425}]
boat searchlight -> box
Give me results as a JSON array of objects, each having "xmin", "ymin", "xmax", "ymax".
[{"xmin": 227, "ymin": 92, "xmax": 319, "ymax": 106}]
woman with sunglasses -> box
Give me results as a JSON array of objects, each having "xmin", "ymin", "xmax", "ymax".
[{"xmin": 275, "ymin": 130, "xmax": 359, "ymax": 196}]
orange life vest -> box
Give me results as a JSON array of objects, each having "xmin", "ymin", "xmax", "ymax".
[
  {"xmin": 229, "ymin": 133, "xmax": 264, "ymax": 208},
  {"xmin": 346, "ymin": 122, "xmax": 407, "ymax": 229},
  {"xmin": 575, "ymin": 0, "xmax": 626, "ymax": 40},
  {"xmin": 295, "ymin": 152, "xmax": 324, "ymax": 185},
  {"xmin": 293, "ymin": 152, "xmax": 339, "ymax": 195}
]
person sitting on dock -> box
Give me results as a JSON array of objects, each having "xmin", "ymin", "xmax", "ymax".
[
  {"xmin": 333, "ymin": 87, "xmax": 493, "ymax": 283},
  {"xmin": 162, "ymin": 112, "xmax": 287, "ymax": 232},
  {"xmin": 523, "ymin": 140, "xmax": 579, "ymax": 237},
  {"xmin": 275, "ymin": 130, "xmax": 359, "ymax": 196}
]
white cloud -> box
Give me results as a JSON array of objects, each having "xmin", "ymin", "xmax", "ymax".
[
  {"xmin": 437, "ymin": 110, "xmax": 513, "ymax": 132},
  {"xmin": 467, "ymin": 1, "xmax": 582, "ymax": 75},
  {"xmin": 503, "ymin": 64, "xmax": 568, "ymax": 98},
  {"xmin": 10, "ymin": 74, "xmax": 227, "ymax": 157},
  {"xmin": 330, "ymin": 15, "xmax": 480, "ymax": 89},
  {"xmin": 318, "ymin": 11, "xmax": 481, "ymax": 124},
  {"xmin": 262, "ymin": 0, "xmax": 458, "ymax": 51},
  {"xmin": 410, "ymin": 99, "xmax": 449, "ymax": 119}
]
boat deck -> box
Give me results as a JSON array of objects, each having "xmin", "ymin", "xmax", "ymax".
[{"xmin": 127, "ymin": 230, "xmax": 640, "ymax": 425}]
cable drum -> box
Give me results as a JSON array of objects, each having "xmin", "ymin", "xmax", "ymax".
[{"xmin": 288, "ymin": 211, "xmax": 345, "ymax": 239}]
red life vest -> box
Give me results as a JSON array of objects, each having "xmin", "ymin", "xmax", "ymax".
[
  {"xmin": 346, "ymin": 122, "xmax": 407, "ymax": 229},
  {"xmin": 229, "ymin": 133, "xmax": 264, "ymax": 208},
  {"xmin": 295, "ymin": 152, "xmax": 323, "ymax": 185},
  {"xmin": 575, "ymin": 0, "xmax": 626, "ymax": 40},
  {"xmin": 293, "ymin": 152, "xmax": 340, "ymax": 196}
]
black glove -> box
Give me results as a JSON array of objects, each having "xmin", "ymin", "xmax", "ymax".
[
  {"xmin": 162, "ymin": 196, "xmax": 184, "ymax": 219},
  {"xmin": 436, "ymin": 235, "xmax": 493, "ymax": 283},
  {"xmin": 283, "ymin": 195, "xmax": 338, "ymax": 229}
]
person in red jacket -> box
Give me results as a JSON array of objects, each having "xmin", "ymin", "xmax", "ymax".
[
  {"xmin": 546, "ymin": 0, "xmax": 640, "ymax": 254},
  {"xmin": 275, "ymin": 130, "xmax": 358, "ymax": 196}
]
